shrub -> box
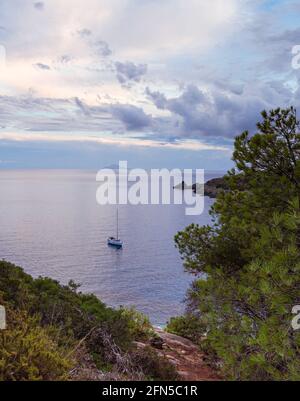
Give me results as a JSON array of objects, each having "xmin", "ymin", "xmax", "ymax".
[
  {"xmin": 120, "ymin": 307, "xmax": 154, "ymax": 341},
  {"xmin": 0, "ymin": 305, "xmax": 73, "ymax": 381},
  {"xmin": 0, "ymin": 261, "xmax": 138, "ymax": 380},
  {"xmin": 130, "ymin": 346, "xmax": 178, "ymax": 381},
  {"xmin": 166, "ymin": 314, "xmax": 206, "ymax": 344}
]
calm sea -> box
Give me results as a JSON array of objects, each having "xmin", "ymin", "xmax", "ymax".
[{"xmin": 0, "ymin": 169, "xmax": 223, "ymax": 326}]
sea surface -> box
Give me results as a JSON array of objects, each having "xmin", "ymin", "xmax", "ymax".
[{"xmin": 0, "ymin": 169, "xmax": 223, "ymax": 326}]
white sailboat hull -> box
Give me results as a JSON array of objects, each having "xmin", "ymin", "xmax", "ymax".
[{"xmin": 107, "ymin": 237, "xmax": 123, "ymax": 248}]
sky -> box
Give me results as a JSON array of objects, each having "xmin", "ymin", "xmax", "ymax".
[{"xmin": 0, "ymin": 0, "xmax": 300, "ymax": 169}]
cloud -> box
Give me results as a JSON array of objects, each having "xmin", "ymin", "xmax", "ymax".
[
  {"xmin": 77, "ymin": 28, "xmax": 92, "ymax": 38},
  {"xmin": 145, "ymin": 88, "xmax": 167, "ymax": 109},
  {"xmin": 94, "ymin": 40, "xmax": 112, "ymax": 57},
  {"xmin": 0, "ymin": 131, "xmax": 228, "ymax": 152},
  {"xmin": 110, "ymin": 104, "xmax": 152, "ymax": 131},
  {"xmin": 76, "ymin": 28, "xmax": 112, "ymax": 59},
  {"xmin": 0, "ymin": 94, "xmax": 116, "ymax": 133},
  {"xmin": 0, "ymin": 0, "xmax": 299, "ymax": 165},
  {"xmin": 34, "ymin": 2, "xmax": 44, "ymax": 11},
  {"xmin": 115, "ymin": 61, "xmax": 147, "ymax": 85},
  {"xmin": 0, "ymin": 93, "xmax": 152, "ymax": 135},
  {"xmin": 58, "ymin": 54, "xmax": 73, "ymax": 64},
  {"xmin": 34, "ymin": 62, "xmax": 51, "ymax": 70},
  {"xmin": 146, "ymin": 82, "xmax": 293, "ymax": 139},
  {"xmin": 0, "ymin": 76, "xmax": 296, "ymax": 151},
  {"xmin": 146, "ymin": 84, "xmax": 205, "ymax": 112},
  {"xmin": 74, "ymin": 97, "xmax": 91, "ymax": 116}
]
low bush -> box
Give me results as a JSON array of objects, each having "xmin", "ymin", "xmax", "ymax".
[
  {"xmin": 0, "ymin": 304, "xmax": 73, "ymax": 381},
  {"xmin": 0, "ymin": 261, "xmax": 177, "ymax": 381},
  {"xmin": 166, "ymin": 314, "xmax": 206, "ymax": 344},
  {"xmin": 130, "ymin": 346, "xmax": 178, "ymax": 381}
]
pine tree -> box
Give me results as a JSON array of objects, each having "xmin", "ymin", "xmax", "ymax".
[{"xmin": 172, "ymin": 107, "xmax": 300, "ymax": 380}]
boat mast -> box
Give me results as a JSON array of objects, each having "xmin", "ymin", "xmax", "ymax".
[{"xmin": 116, "ymin": 208, "xmax": 119, "ymax": 240}]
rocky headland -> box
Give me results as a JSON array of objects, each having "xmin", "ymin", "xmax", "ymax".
[{"xmin": 174, "ymin": 176, "xmax": 228, "ymax": 199}]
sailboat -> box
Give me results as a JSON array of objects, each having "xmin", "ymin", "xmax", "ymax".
[{"xmin": 107, "ymin": 208, "xmax": 123, "ymax": 248}]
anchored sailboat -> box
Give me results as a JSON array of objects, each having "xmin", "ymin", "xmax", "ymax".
[{"xmin": 107, "ymin": 208, "xmax": 123, "ymax": 248}]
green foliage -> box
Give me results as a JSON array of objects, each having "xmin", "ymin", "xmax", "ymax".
[
  {"xmin": 0, "ymin": 304, "xmax": 73, "ymax": 381},
  {"xmin": 174, "ymin": 107, "xmax": 300, "ymax": 381},
  {"xmin": 0, "ymin": 261, "xmax": 176, "ymax": 381},
  {"xmin": 130, "ymin": 346, "xmax": 179, "ymax": 381},
  {"xmin": 0, "ymin": 262, "xmax": 136, "ymax": 380},
  {"xmin": 0, "ymin": 261, "xmax": 133, "ymax": 353},
  {"xmin": 120, "ymin": 307, "xmax": 154, "ymax": 341},
  {"xmin": 166, "ymin": 315, "xmax": 206, "ymax": 344}
]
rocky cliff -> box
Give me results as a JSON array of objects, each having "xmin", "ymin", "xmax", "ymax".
[{"xmin": 135, "ymin": 328, "xmax": 221, "ymax": 381}]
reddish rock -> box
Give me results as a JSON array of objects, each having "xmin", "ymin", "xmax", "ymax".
[{"xmin": 153, "ymin": 328, "xmax": 221, "ymax": 381}]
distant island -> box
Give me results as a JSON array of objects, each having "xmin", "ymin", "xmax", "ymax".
[{"xmin": 174, "ymin": 176, "xmax": 228, "ymax": 198}]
